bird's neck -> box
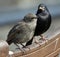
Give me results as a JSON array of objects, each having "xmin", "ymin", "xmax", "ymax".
[
  {"xmin": 27, "ymin": 19, "xmax": 37, "ymax": 30},
  {"xmin": 36, "ymin": 10, "xmax": 49, "ymax": 19}
]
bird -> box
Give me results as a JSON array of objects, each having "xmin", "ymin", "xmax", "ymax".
[
  {"xmin": 26, "ymin": 4, "xmax": 51, "ymax": 46},
  {"xmin": 6, "ymin": 13, "xmax": 37, "ymax": 49}
]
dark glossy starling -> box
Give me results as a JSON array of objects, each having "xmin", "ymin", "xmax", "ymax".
[
  {"xmin": 6, "ymin": 13, "xmax": 37, "ymax": 48},
  {"xmin": 26, "ymin": 4, "xmax": 51, "ymax": 46}
]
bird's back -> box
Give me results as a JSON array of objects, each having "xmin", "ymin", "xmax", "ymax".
[
  {"xmin": 6, "ymin": 13, "xmax": 37, "ymax": 45},
  {"xmin": 6, "ymin": 22, "xmax": 30, "ymax": 44},
  {"xmin": 6, "ymin": 20, "xmax": 36, "ymax": 45}
]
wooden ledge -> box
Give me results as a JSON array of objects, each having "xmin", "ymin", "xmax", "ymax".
[
  {"xmin": 0, "ymin": 33, "xmax": 60, "ymax": 57},
  {"xmin": 46, "ymin": 48, "xmax": 60, "ymax": 57},
  {"xmin": 10, "ymin": 33, "xmax": 60, "ymax": 57}
]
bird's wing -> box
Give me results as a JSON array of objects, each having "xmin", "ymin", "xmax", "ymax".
[{"xmin": 7, "ymin": 22, "xmax": 29, "ymax": 42}]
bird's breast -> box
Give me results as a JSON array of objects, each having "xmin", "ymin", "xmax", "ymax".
[{"xmin": 27, "ymin": 19, "xmax": 37, "ymax": 31}]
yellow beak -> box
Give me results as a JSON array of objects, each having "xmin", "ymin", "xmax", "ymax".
[{"xmin": 39, "ymin": 7, "xmax": 45, "ymax": 11}]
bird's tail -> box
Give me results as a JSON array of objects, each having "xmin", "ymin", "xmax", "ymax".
[
  {"xmin": 6, "ymin": 40, "xmax": 12, "ymax": 45},
  {"xmin": 26, "ymin": 37, "xmax": 34, "ymax": 46}
]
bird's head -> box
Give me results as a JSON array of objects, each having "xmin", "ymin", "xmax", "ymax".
[
  {"xmin": 37, "ymin": 4, "xmax": 49, "ymax": 13},
  {"xmin": 23, "ymin": 13, "xmax": 37, "ymax": 22}
]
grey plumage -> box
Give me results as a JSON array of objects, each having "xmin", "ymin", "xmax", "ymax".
[
  {"xmin": 26, "ymin": 4, "xmax": 51, "ymax": 46},
  {"xmin": 6, "ymin": 13, "xmax": 37, "ymax": 47}
]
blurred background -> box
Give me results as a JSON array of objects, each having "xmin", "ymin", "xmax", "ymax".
[{"xmin": 0, "ymin": 0, "xmax": 60, "ymax": 55}]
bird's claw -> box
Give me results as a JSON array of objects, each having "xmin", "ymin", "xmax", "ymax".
[
  {"xmin": 23, "ymin": 46, "xmax": 31, "ymax": 50},
  {"xmin": 16, "ymin": 47, "xmax": 26, "ymax": 54},
  {"xmin": 34, "ymin": 40, "xmax": 41, "ymax": 46},
  {"xmin": 39, "ymin": 37, "xmax": 48, "ymax": 41}
]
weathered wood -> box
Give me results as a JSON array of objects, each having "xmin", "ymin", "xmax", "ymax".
[
  {"xmin": 0, "ymin": 33, "xmax": 60, "ymax": 57},
  {"xmin": 0, "ymin": 40, "xmax": 9, "ymax": 57},
  {"xmin": 46, "ymin": 48, "xmax": 60, "ymax": 57},
  {"xmin": 20, "ymin": 40, "xmax": 57, "ymax": 57},
  {"xmin": 9, "ymin": 33, "xmax": 60, "ymax": 57}
]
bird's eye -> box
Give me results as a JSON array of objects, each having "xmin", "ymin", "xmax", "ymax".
[{"xmin": 31, "ymin": 17, "xmax": 34, "ymax": 19}]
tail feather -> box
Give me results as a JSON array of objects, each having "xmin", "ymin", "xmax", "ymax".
[
  {"xmin": 26, "ymin": 37, "xmax": 33, "ymax": 46},
  {"xmin": 6, "ymin": 40, "xmax": 12, "ymax": 45}
]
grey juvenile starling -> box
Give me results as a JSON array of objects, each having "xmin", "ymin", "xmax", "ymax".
[
  {"xmin": 6, "ymin": 13, "xmax": 37, "ymax": 49},
  {"xmin": 26, "ymin": 4, "xmax": 51, "ymax": 46}
]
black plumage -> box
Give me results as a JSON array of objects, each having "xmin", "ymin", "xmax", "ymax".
[
  {"xmin": 34, "ymin": 4, "xmax": 51, "ymax": 36},
  {"xmin": 26, "ymin": 4, "xmax": 51, "ymax": 46}
]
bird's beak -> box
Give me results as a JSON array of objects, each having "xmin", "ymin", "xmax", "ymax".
[{"xmin": 39, "ymin": 7, "xmax": 45, "ymax": 11}]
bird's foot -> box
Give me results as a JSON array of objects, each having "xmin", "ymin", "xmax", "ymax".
[
  {"xmin": 23, "ymin": 45, "xmax": 31, "ymax": 50},
  {"xmin": 39, "ymin": 38, "xmax": 48, "ymax": 43},
  {"xmin": 34, "ymin": 40, "xmax": 41, "ymax": 46},
  {"xmin": 15, "ymin": 44, "xmax": 27, "ymax": 54},
  {"xmin": 22, "ymin": 45, "xmax": 26, "ymax": 48},
  {"xmin": 40, "ymin": 35, "xmax": 48, "ymax": 41},
  {"xmin": 16, "ymin": 47, "xmax": 26, "ymax": 54},
  {"xmin": 21, "ymin": 49, "xmax": 26, "ymax": 54},
  {"xmin": 39, "ymin": 37, "xmax": 47, "ymax": 40}
]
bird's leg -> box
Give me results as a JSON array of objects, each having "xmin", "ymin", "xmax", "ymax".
[
  {"xmin": 40, "ymin": 34, "xmax": 48, "ymax": 41},
  {"xmin": 21, "ymin": 43, "xmax": 32, "ymax": 53},
  {"xmin": 20, "ymin": 43, "xmax": 26, "ymax": 48},
  {"xmin": 40, "ymin": 34, "xmax": 45, "ymax": 40},
  {"xmin": 25, "ymin": 37, "xmax": 34, "ymax": 50},
  {"xmin": 34, "ymin": 38, "xmax": 41, "ymax": 46},
  {"xmin": 21, "ymin": 43, "xmax": 30, "ymax": 49},
  {"xmin": 21, "ymin": 43, "xmax": 31, "ymax": 53},
  {"xmin": 15, "ymin": 43, "xmax": 26, "ymax": 54},
  {"xmin": 15, "ymin": 43, "xmax": 20, "ymax": 49}
]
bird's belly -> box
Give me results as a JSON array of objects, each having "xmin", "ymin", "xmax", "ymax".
[
  {"xmin": 34, "ymin": 22, "xmax": 50, "ymax": 36},
  {"xmin": 15, "ymin": 31, "xmax": 34, "ymax": 43}
]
